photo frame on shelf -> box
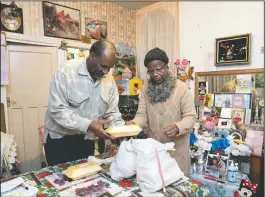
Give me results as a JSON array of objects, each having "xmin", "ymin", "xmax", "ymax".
[
  {"xmin": 42, "ymin": 1, "xmax": 81, "ymax": 40},
  {"xmin": 215, "ymin": 33, "xmax": 251, "ymax": 66},
  {"xmin": 214, "ymin": 93, "xmax": 233, "ymax": 108},
  {"xmin": 232, "ymin": 94, "xmax": 244, "ymax": 108}
]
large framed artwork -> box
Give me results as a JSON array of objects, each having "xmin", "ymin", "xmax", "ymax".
[
  {"xmin": 215, "ymin": 33, "xmax": 251, "ymax": 66},
  {"xmin": 85, "ymin": 17, "xmax": 107, "ymax": 40},
  {"xmin": 42, "ymin": 1, "xmax": 81, "ymax": 40}
]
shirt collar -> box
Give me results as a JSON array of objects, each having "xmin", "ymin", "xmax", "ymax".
[{"xmin": 78, "ymin": 59, "xmax": 95, "ymax": 82}]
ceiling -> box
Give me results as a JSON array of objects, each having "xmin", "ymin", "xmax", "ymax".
[{"xmin": 112, "ymin": 1, "xmax": 159, "ymax": 10}]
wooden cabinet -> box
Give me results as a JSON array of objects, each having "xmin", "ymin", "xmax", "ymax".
[{"xmin": 251, "ymin": 154, "xmax": 262, "ymax": 184}]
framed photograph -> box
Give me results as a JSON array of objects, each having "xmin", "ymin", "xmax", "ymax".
[
  {"xmin": 232, "ymin": 94, "xmax": 244, "ymax": 108},
  {"xmin": 42, "ymin": 1, "xmax": 81, "ymax": 40},
  {"xmin": 203, "ymin": 93, "xmax": 214, "ymax": 108},
  {"xmin": 218, "ymin": 118, "xmax": 232, "ymax": 129},
  {"xmin": 214, "ymin": 93, "xmax": 233, "ymax": 108},
  {"xmin": 198, "ymin": 81, "xmax": 207, "ymax": 95},
  {"xmin": 231, "ymin": 108, "xmax": 245, "ymax": 124},
  {"xmin": 206, "ymin": 153, "xmax": 229, "ymax": 180},
  {"xmin": 85, "ymin": 17, "xmax": 107, "ymax": 40},
  {"xmin": 1, "ymin": 3, "xmax": 23, "ymax": 34},
  {"xmin": 215, "ymin": 33, "xmax": 251, "ymax": 66}
]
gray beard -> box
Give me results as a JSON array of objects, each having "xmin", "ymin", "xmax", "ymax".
[{"xmin": 147, "ymin": 72, "xmax": 177, "ymax": 103}]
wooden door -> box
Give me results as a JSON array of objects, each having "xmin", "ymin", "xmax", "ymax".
[{"xmin": 7, "ymin": 44, "xmax": 57, "ymax": 173}]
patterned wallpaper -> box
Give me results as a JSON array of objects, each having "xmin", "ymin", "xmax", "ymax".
[{"xmin": 12, "ymin": 1, "xmax": 136, "ymax": 46}]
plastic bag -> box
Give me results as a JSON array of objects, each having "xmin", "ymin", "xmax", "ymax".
[
  {"xmin": 109, "ymin": 139, "xmax": 136, "ymax": 181},
  {"xmin": 132, "ymin": 138, "xmax": 184, "ymax": 192}
]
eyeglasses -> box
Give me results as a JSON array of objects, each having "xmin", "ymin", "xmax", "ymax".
[{"xmin": 147, "ymin": 68, "xmax": 165, "ymax": 75}]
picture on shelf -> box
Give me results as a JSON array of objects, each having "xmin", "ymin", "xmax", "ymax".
[
  {"xmin": 236, "ymin": 75, "xmax": 252, "ymax": 93},
  {"xmin": 85, "ymin": 17, "xmax": 107, "ymax": 40},
  {"xmin": 211, "ymin": 106, "xmax": 222, "ymax": 118},
  {"xmin": 214, "ymin": 93, "xmax": 233, "ymax": 108},
  {"xmin": 218, "ymin": 118, "xmax": 232, "ymax": 129},
  {"xmin": 198, "ymin": 81, "xmax": 207, "ymax": 95},
  {"xmin": 220, "ymin": 108, "xmax": 232, "ymax": 119},
  {"xmin": 203, "ymin": 93, "xmax": 213, "ymax": 108},
  {"xmin": 206, "ymin": 153, "xmax": 229, "ymax": 180},
  {"xmin": 243, "ymin": 94, "xmax": 252, "ymax": 109},
  {"xmin": 215, "ymin": 33, "xmax": 251, "ymax": 65},
  {"xmin": 42, "ymin": 1, "xmax": 81, "ymax": 40},
  {"xmin": 232, "ymin": 94, "xmax": 244, "ymax": 108},
  {"xmin": 231, "ymin": 108, "xmax": 245, "ymax": 124}
]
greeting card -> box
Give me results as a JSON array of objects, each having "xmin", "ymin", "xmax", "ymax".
[{"xmin": 246, "ymin": 130, "xmax": 264, "ymax": 156}]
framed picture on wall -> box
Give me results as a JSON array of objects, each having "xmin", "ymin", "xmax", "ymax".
[
  {"xmin": 85, "ymin": 17, "xmax": 107, "ymax": 40},
  {"xmin": 42, "ymin": 1, "xmax": 81, "ymax": 40},
  {"xmin": 215, "ymin": 33, "xmax": 251, "ymax": 66}
]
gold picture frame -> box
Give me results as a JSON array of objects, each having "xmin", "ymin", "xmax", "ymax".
[{"xmin": 215, "ymin": 33, "xmax": 251, "ymax": 66}]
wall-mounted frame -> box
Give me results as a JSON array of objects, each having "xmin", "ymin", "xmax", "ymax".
[
  {"xmin": 42, "ymin": 1, "xmax": 81, "ymax": 40},
  {"xmin": 215, "ymin": 33, "xmax": 251, "ymax": 66},
  {"xmin": 0, "ymin": 2, "xmax": 24, "ymax": 34}
]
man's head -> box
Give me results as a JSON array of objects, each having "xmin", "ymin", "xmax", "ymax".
[
  {"xmin": 86, "ymin": 40, "xmax": 117, "ymax": 80},
  {"xmin": 144, "ymin": 48, "xmax": 169, "ymax": 84}
]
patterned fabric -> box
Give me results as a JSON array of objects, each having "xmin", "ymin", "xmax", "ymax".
[
  {"xmin": 190, "ymin": 174, "xmax": 248, "ymax": 197},
  {"xmin": 44, "ymin": 59, "xmax": 124, "ymax": 142},
  {"xmin": 25, "ymin": 158, "xmax": 212, "ymax": 197}
]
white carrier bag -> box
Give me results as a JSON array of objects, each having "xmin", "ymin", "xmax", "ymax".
[
  {"xmin": 109, "ymin": 139, "xmax": 136, "ymax": 181},
  {"xmin": 132, "ymin": 138, "xmax": 184, "ymax": 193}
]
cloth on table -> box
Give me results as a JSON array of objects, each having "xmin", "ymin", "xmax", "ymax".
[{"xmin": 190, "ymin": 173, "xmax": 247, "ymax": 197}]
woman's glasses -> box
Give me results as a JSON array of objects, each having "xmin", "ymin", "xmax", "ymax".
[{"xmin": 147, "ymin": 67, "xmax": 165, "ymax": 75}]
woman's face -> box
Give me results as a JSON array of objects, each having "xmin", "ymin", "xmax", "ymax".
[
  {"xmin": 213, "ymin": 159, "xmax": 217, "ymax": 164},
  {"xmin": 200, "ymin": 84, "xmax": 205, "ymax": 90}
]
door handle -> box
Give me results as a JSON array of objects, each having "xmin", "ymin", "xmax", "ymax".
[{"xmin": 7, "ymin": 97, "xmax": 16, "ymax": 107}]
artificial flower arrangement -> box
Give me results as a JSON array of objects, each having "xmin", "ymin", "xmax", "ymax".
[
  {"xmin": 174, "ymin": 58, "xmax": 194, "ymax": 85},
  {"xmin": 7, "ymin": 135, "xmax": 19, "ymax": 171}
]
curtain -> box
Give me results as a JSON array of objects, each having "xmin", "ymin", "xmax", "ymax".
[{"xmin": 136, "ymin": 2, "xmax": 179, "ymax": 80}]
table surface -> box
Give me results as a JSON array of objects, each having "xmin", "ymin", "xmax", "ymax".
[{"xmin": 9, "ymin": 158, "xmax": 213, "ymax": 197}]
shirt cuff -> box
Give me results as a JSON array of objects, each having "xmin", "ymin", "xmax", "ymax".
[{"xmin": 78, "ymin": 118, "xmax": 91, "ymax": 133}]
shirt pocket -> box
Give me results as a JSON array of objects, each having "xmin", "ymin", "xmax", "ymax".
[
  {"xmin": 98, "ymin": 88, "xmax": 113, "ymax": 115},
  {"xmin": 67, "ymin": 90, "xmax": 90, "ymax": 107}
]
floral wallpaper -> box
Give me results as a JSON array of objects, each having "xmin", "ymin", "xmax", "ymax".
[{"xmin": 13, "ymin": 1, "xmax": 136, "ymax": 46}]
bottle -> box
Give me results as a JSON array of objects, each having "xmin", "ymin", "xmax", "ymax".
[
  {"xmin": 227, "ymin": 161, "xmax": 236, "ymax": 183},
  {"xmin": 235, "ymin": 163, "xmax": 239, "ymax": 180}
]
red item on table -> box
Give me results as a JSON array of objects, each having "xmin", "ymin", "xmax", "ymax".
[{"xmin": 119, "ymin": 179, "xmax": 134, "ymax": 187}]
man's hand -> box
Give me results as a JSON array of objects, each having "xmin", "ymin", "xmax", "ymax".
[
  {"xmin": 125, "ymin": 121, "xmax": 135, "ymax": 125},
  {"xmin": 89, "ymin": 119, "xmax": 114, "ymax": 140},
  {"xmin": 163, "ymin": 124, "xmax": 179, "ymax": 138}
]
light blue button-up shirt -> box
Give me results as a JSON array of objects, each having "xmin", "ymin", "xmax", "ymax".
[{"xmin": 44, "ymin": 59, "xmax": 124, "ymax": 143}]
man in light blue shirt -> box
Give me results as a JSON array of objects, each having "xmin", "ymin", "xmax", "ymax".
[{"xmin": 44, "ymin": 40, "xmax": 124, "ymax": 165}]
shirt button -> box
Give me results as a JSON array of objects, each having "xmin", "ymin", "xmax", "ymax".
[{"xmin": 159, "ymin": 124, "xmax": 162, "ymax": 128}]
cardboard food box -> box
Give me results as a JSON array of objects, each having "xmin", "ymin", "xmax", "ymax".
[
  {"xmin": 63, "ymin": 162, "xmax": 102, "ymax": 180},
  {"xmin": 105, "ymin": 125, "xmax": 142, "ymax": 138}
]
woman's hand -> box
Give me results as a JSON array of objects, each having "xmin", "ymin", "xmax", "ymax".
[{"xmin": 163, "ymin": 124, "xmax": 179, "ymax": 138}]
